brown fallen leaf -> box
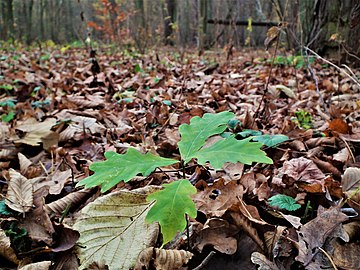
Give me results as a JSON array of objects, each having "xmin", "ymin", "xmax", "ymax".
[
  {"xmin": 333, "ymin": 241, "xmax": 360, "ymax": 270},
  {"xmin": 134, "ymin": 248, "xmax": 193, "ymax": 270},
  {"xmin": 6, "ymin": 169, "xmax": 34, "ymax": 214},
  {"xmin": 251, "ymin": 251, "xmax": 281, "ymax": 270},
  {"xmin": 264, "ymin": 26, "xmax": 280, "ymax": 50},
  {"xmin": 19, "ymin": 261, "xmax": 51, "ymax": 270},
  {"xmin": 341, "ymin": 167, "xmax": 360, "ymax": 213},
  {"xmin": 193, "ymin": 178, "xmax": 245, "ymax": 217},
  {"xmin": 328, "ymin": 118, "xmax": 351, "ymax": 134},
  {"xmin": 193, "ymin": 218, "xmax": 239, "ymax": 254},
  {"xmin": 19, "ymin": 186, "xmax": 55, "ymax": 245},
  {"xmin": 13, "ymin": 118, "xmax": 57, "ymax": 148},
  {"xmin": 45, "ymin": 189, "xmax": 93, "ymax": 215},
  {"xmin": 274, "ymin": 157, "xmax": 325, "ymax": 189},
  {"xmin": 51, "ymin": 223, "xmax": 80, "ymax": 253},
  {"xmin": 0, "ymin": 229, "xmax": 19, "ymax": 265},
  {"xmin": 295, "ymin": 206, "xmax": 348, "ymax": 265}
]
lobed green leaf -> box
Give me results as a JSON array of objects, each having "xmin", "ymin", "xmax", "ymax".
[
  {"xmin": 195, "ymin": 137, "xmax": 273, "ymax": 169},
  {"xmin": 178, "ymin": 111, "xmax": 234, "ymax": 163},
  {"xmin": 146, "ymin": 180, "xmax": 197, "ymax": 246},
  {"xmin": 76, "ymin": 148, "xmax": 178, "ymax": 192}
]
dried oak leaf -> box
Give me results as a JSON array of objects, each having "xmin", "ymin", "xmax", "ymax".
[
  {"xmin": 13, "ymin": 118, "xmax": 58, "ymax": 148},
  {"xmin": 19, "ymin": 261, "xmax": 51, "ymax": 270},
  {"xmin": 45, "ymin": 189, "xmax": 92, "ymax": 215},
  {"xmin": 251, "ymin": 252, "xmax": 281, "ymax": 270},
  {"xmin": 264, "ymin": 26, "xmax": 280, "ymax": 50},
  {"xmin": 193, "ymin": 178, "xmax": 245, "ymax": 217},
  {"xmin": 0, "ymin": 229, "xmax": 19, "ymax": 264},
  {"xmin": 19, "ymin": 186, "xmax": 55, "ymax": 245},
  {"xmin": 295, "ymin": 206, "xmax": 348, "ymax": 265},
  {"xmin": 274, "ymin": 157, "xmax": 325, "ymax": 189},
  {"xmin": 6, "ymin": 169, "xmax": 33, "ymax": 214},
  {"xmin": 333, "ymin": 241, "xmax": 360, "ymax": 270},
  {"xmin": 341, "ymin": 167, "xmax": 360, "ymax": 212},
  {"xmin": 134, "ymin": 248, "xmax": 193, "ymax": 270},
  {"xmin": 51, "ymin": 223, "xmax": 80, "ymax": 253},
  {"xmin": 194, "ymin": 218, "xmax": 238, "ymax": 254},
  {"xmin": 328, "ymin": 118, "xmax": 351, "ymax": 135}
]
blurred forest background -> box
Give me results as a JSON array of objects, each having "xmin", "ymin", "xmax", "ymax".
[{"xmin": 0, "ymin": 0, "xmax": 360, "ymax": 63}]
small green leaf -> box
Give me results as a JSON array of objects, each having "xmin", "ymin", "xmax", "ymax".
[
  {"xmin": 146, "ymin": 180, "xmax": 197, "ymax": 246},
  {"xmin": 0, "ymin": 85, "xmax": 13, "ymax": 91},
  {"xmin": 76, "ymin": 148, "xmax": 178, "ymax": 192},
  {"xmin": 195, "ymin": 137, "xmax": 273, "ymax": 169},
  {"xmin": 227, "ymin": 119, "xmax": 240, "ymax": 129},
  {"xmin": 0, "ymin": 200, "xmax": 13, "ymax": 215},
  {"xmin": 178, "ymin": 111, "xmax": 234, "ymax": 163},
  {"xmin": 237, "ymin": 129, "xmax": 262, "ymax": 137},
  {"xmin": 134, "ymin": 64, "xmax": 142, "ymax": 73},
  {"xmin": 268, "ymin": 194, "xmax": 301, "ymax": 211},
  {"xmin": 1, "ymin": 111, "xmax": 15, "ymax": 122},
  {"xmin": 162, "ymin": 100, "xmax": 172, "ymax": 106},
  {"xmin": 0, "ymin": 99, "xmax": 16, "ymax": 108},
  {"xmin": 252, "ymin": 134, "xmax": 289, "ymax": 147}
]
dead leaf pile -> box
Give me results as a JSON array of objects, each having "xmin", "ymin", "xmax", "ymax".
[{"xmin": 0, "ymin": 45, "xmax": 359, "ymax": 269}]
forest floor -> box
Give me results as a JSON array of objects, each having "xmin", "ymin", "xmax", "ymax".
[{"xmin": 0, "ymin": 45, "xmax": 360, "ymax": 270}]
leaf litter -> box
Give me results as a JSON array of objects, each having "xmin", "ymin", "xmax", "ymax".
[{"xmin": 0, "ymin": 45, "xmax": 359, "ymax": 269}]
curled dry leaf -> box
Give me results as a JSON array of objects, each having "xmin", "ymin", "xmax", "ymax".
[
  {"xmin": 17, "ymin": 152, "xmax": 32, "ymax": 175},
  {"xmin": 6, "ymin": 169, "xmax": 34, "ymax": 214},
  {"xmin": 45, "ymin": 189, "xmax": 93, "ymax": 215},
  {"xmin": 134, "ymin": 248, "xmax": 193, "ymax": 270},
  {"xmin": 19, "ymin": 261, "xmax": 51, "ymax": 270},
  {"xmin": 341, "ymin": 167, "xmax": 360, "ymax": 212},
  {"xmin": 251, "ymin": 252, "xmax": 280, "ymax": 270},
  {"xmin": 295, "ymin": 206, "xmax": 348, "ymax": 265},
  {"xmin": 264, "ymin": 26, "xmax": 280, "ymax": 50},
  {"xmin": 333, "ymin": 241, "xmax": 360, "ymax": 270},
  {"xmin": 193, "ymin": 178, "xmax": 245, "ymax": 217},
  {"xmin": 194, "ymin": 218, "xmax": 238, "ymax": 254},
  {"xmin": 274, "ymin": 157, "xmax": 325, "ymax": 189},
  {"xmin": 13, "ymin": 118, "xmax": 57, "ymax": 148},
  {"xmin": 0, "ymin": 229, "xmax": 19, "ymax": 264}
]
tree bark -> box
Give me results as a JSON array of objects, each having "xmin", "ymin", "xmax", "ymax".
[{"xmin": 164, "ymin": 0, "xmax": 176, "ymax": 45}]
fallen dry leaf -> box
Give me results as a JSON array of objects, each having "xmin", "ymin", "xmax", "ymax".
[
  {"xmin": 295, "ymin": 206, "xmax": 348, "ymax": 265},
  {"xmin": 134, "ymin": 248, "xmax": 193, "ymax": 270},
  {"xmin": 6, "ymin": 169, "xmax": 34, "ymax": 214}
]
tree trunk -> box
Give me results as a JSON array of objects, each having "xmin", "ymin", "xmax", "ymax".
[
  {"xmin": 5, "ymin": 0, "xmax": 14, "ymax": 40},
  {"xmin": 26, "ymin": 0, "xmax": 34, "ymax": 44},
  {"xmin": 164, "ymin": 0, "xmax": 176, "ymax": 45},
  {"xmin": 199, "ymin": 0, "xmax": 208, "ymax": 49}
]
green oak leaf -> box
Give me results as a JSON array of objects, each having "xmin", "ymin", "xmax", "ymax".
[
  {"xmin": 268, "ymin": 194, "xmax": 301, "ymax": 211},
  {"xmin": 77, "ymin": 148, "xmax": 178, "ymax": 192},
  {"xmin": 178, "ymin": 111, "xmax": 234, "ymax": 163},
  {"xmin": 252, "ymin": 134, "xmax": 289, "ymax": 147},
  {"xmin": 195, "ymin": 137, "xmax": 273, "ymax": 169},
  {"xmin": 146, "ymin": 180, "xmax": 197, "ymax": 246}
]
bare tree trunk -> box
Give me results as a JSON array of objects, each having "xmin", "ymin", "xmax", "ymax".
[
  {"xmin": 199, "ymin": 0, "xmax": 208, "ymax": 50},
  {"xmin": 164, "ymin": 0, "xmax": 176, "ymax": 45},
  {"xmin": 26, "ymin": 0, "xmax": 34, "ymax": 44},
  {"xmin": 5, "ymin": 0, "xmax": 14, "ymax": 40}
]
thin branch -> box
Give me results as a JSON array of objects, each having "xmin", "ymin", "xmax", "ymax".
[
  {"xmin": 192, "ymin": 251, "xmax": 216, "ymax": 270},
  {"xmin": 304, "ymin": 49, "xmax": 329, "ymax": 114},
  {"xmin": 304, "ymin": 47, "xmax": 360, "ymax": 88}
]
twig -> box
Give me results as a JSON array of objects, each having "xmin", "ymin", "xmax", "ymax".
[
  {"xmin": 304, "ymin": 47, "xmax": 360, "ymax": 88},
  {"xmin": 304, "ymin": 49, "xmax": 329, "ymax": 115},
  {"xmin": 192, "ymin": 251, "xmax": 216, "ymax": 270},
  {"xmin": 254, "ymin": 29, "xmax": 281, "ymax": 119},
  {"xmin": 339, "ymin": 136, "xmax": 356, "ymax": 163},
  {"xmin": 318, "ymin": 247, "xmax": 338, "ymax": 270}
]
